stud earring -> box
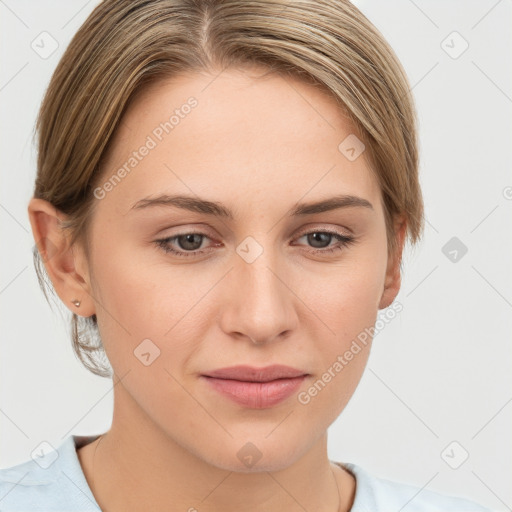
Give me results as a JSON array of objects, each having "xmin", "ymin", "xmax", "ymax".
[{"xmin": 71, "ymin": 299, "xmax": 81, "ymax": 308}]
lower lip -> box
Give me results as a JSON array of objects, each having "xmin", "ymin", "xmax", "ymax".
[{"xmin": 201, "ymin": 375, "xmax": 307, "ymax": 409}]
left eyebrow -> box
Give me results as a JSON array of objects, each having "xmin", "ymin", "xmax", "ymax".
[
  {"xmin": 290, "ymin": 194, "xmax": 374, "ymax": 215},
  {"xmin": 129, "ymin": 193, "xmax": 374, "ymax": 218}
]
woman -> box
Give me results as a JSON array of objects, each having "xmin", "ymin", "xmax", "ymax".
[{"xmin": 0, "ymin": 0, "xmax": 491, "ymax": 510}]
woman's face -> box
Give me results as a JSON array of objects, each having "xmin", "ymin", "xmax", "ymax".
[{"xmin": 77, "ymin": 65, "xmax": 403, "ymax": 471}]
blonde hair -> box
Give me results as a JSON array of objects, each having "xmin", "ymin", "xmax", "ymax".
[{"xmin": 32, "ymin": 0, "xmax": 424, "ymax": 377}]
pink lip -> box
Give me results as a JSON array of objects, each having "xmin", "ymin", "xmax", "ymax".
[
  {"xmin": 203, "ymin": 364, "xmax": 307, "ymax": 382},
  {"xmin": 201, "ymin": 365, "xmax": 309, "ymax": 409}
]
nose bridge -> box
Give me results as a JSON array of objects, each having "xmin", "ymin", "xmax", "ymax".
[{"xmin": 220, "ymin": 242, "xmax": 297, "ymax": 343}]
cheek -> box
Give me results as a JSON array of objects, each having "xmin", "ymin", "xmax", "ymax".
[
  {"xmin": 294, "ymin": 270, "xmax": 380, "ymax": 418},
  {"xmin": 294, "ymin": 255, "xmax": 385, "ymax": 414},
  {"xmin": 89, "ymin": 236, "xmax": 211, "ymax": 375},
  {"xmin": 87, "ymin": 236, "xmax": 160, "ymax": 364},
  {"xmin": 89, "ymin": 230, "xmax": 170, "ymax": 331},
  {"xmin": 297, "ymin": 255, "xmax": 385, "ymax": 343}
]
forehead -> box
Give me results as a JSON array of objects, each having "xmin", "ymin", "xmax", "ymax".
[{"xmin": 96, "ymin": 66, "xmax": 381, "ymax": 217}]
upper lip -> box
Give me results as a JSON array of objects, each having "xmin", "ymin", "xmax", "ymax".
[{"xmin": 202, "ymin": 365, "xmax": 308, "ymax": 382}]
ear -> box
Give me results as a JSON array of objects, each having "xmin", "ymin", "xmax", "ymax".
[
  {"xmin": 27, "ymin": 197, "xmax": 96, "ymax": 317},
  {"xmin": 378, "ymin": 215, "xmax": 407, "ymax": 310}
]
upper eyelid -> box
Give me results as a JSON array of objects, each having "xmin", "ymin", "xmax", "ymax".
[{"xmin": 295, "ymin": 225, "xmax": 352, "ymax": 237}]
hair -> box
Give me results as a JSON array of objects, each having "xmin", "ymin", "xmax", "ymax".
[{"xmin": 32, "ymin": 0, "xmax": 425, "ymax": 377}]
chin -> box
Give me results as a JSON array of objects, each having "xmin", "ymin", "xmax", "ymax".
[{"xmin": 196, "ymin": 436, "xmax": 307, "ymax": 473}]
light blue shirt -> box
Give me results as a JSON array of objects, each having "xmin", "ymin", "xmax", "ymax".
[{"xmin": 0, "ymin": 434, "xmax": 492, "ymax": 511}]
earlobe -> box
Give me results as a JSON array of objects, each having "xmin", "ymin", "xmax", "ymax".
[
  {"xmin": 378, "ymin": 216, "xmax": 407, "ymax": 310},
  {"xmin": 27, "ymin": 197, "xmax": 95, "ymax": 317}
]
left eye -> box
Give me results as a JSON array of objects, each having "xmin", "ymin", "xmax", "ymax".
[
  {"xmin": 293, "ymin": 230, "xmax": 356, "ymax": 255},
  {"xmin": 155, "ymin": 230, "xmax": 356, "ymax": 258}
]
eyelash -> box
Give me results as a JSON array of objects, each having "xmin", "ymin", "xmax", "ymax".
[{"xmin": 155, "ymin": 229, "xmax": 356, "ymax": 259}]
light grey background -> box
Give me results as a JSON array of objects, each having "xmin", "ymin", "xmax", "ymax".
[{"xmin": 1, "ymin": 1, "xmax": 511, "ymax": 510}]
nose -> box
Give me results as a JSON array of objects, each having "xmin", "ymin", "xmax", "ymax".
[{"xmin": 218, "ymin": 251, "xmax": 298, "ymax": 345}]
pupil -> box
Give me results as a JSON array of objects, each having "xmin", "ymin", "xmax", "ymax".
[
  {"xmin": 179, "ymin": 234, "xmax": 202, "ymax": 250},
  {"xmin": 309, "ymin": 232, "xmax": 331, "ymax": 248}
]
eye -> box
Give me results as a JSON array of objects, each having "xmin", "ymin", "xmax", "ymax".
[
  {"xmin": 155, "ymin": 232, "xmax": 215, "ymax": 258},
  {"xmin": 155, "ymin": 228, "xmax": 356, "ymax": 258},
  {"xmin": 293, "ymin": 229, "xmax": 356, "ymax": 255}
]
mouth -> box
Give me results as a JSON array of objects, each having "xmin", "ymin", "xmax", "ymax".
[
  {"xmin": 200, "ymin": 365, "xmax": 309, "ymax": 409},
  {"xmin": 202, "ymin": 364, "xmax": 308, "ymax": 382}
]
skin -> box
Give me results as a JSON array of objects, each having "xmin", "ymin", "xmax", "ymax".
[{"xmin": 28, "ymin": 64, "xmax": 406, "ymax": 512}]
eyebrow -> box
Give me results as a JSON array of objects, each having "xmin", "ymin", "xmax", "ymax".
[{"xmin": 130, "ymin": 193, "xmax": 373, "ymax": 218}]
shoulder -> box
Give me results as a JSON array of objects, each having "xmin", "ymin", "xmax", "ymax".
[
  {"xmin": 0, "ymin": 435, "xmax": 101, "ymax": 511},
  {"xmin": 336, "ymin": 462, "xmax": 493, "ymax": 512}
]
